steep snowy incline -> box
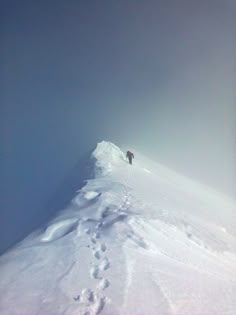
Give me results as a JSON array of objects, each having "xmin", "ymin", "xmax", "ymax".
[{"xmin": 0, "ymin": 141, "xmax": 236, "ymax": 315}]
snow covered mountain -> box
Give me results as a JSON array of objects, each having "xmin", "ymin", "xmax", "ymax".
[{"xmin": 0, "ymin": 141, "xmax": 236, "ymax": 315}]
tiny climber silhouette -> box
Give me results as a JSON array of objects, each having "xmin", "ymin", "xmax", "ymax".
[{"xmin": 126, "ymin": 151, "xmax": 134, "ymax": 165}]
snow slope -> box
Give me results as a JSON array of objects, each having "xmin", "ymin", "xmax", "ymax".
[{"xmin": 0, "ymin": 141, "xmax": 236, "ymax": 315}]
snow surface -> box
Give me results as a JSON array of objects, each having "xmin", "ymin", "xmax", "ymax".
[{"xmin": 0, "ymin": 141, "xmax": 236, "ymax": 315}]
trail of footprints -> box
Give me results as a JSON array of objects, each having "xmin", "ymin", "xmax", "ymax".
[
  {"xmin": 74, "ymin": 186, "xmax": 132, "ymax": 315},
  {"xmin": 74, "ymin": 231, "xmax": 111, "ymax": 315}
]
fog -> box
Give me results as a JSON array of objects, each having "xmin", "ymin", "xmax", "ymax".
[{"xmin": 1, "ymin": 0, "xmax": 235, "ymax": 253}]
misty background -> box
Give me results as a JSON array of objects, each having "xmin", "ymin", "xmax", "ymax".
[{"xmin": 1, "ymin": 0, "xmax": 235, "ymax": 253}]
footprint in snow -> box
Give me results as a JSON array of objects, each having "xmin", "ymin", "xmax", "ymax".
[
  {"xmin": 94, "ymin": 250, "xmax": 101, "ymax": 259},
  {"xmin": 94, "ymin": 231, "xmax": 100, "ymax": 239},
  {"xmin": 81, "ymin": 288, "xmax": 94, "ymax": 303},
  {"xmin": 98, "ymin": 278, "xmax": 110, "ymax": 290},
  {"xmin": 90, "ymin": 265, "xmax": 101, "ymax": 279},
  {"xmin": 90, "ymin": 257, "xmax": 110, "ymax": 279},
  {"xmin": 93, "ymin": 242, "xmax": 107, "ymax": 259},
  {"xmin": 100, "ymin": 243, "xmax": 106, "ymax": 252},
  {"xmin": 99, "ymin": 257, "xmax": 110, "ymax": 271},
  {"xmin": 75, "ymin": 290, "xmax": 107, "ymax": 315},
  {"xmin": 91, "ymin": 238, "xmax": 96, "ymax": 244},
  {"xmin": 92, "ymin": 295, "xmax": 106, "ymax": 315}
]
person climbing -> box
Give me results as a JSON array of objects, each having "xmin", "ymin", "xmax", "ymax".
[{"xmin": 126, "ymin": 151, "xmax": 134, "ymax": 165}]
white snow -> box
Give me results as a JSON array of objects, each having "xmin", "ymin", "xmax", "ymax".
[
  {"xmin": 84, "ymin": 191, "xmax": 100, "ymax": 200},
  {"xmin": 0, "ymin": 140, "xmax": 236, "ymax": 315}
]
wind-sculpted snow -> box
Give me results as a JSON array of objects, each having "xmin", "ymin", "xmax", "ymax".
[
  {"xmin": 0, "ymin": 141, "xmax": 236, "ymax": 315},
  {"xmin": 41, "ymin": 218, "xmax": 79, "ymax": 242},
  {"xmin": 92, "ymin": 141, "xmax": 126, "ymax": 177}
]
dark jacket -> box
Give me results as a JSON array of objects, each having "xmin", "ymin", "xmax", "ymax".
[{"xmin": 126, "ymin": 151, "xmax": 134, "ymax": 159}]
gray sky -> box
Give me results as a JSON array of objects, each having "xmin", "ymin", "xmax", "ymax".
[{"xmin": 1, "ymin": 0, "xmax": 235, "ymax": 252}]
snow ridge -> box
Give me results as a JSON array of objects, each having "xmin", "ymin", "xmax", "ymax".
[
  {"xmin": 91, "ymin": 141, "xmax": 125, "ymax": 177},
  {"xmin": 0, "ymin": 141, "xmax": 235, "ymax": 315}
]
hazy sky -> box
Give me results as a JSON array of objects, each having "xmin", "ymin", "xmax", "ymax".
[{"xmin": 1, "ymin": 0, "xmax": 235, "ymax": 252}]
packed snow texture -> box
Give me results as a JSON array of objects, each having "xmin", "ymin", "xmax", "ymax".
[{"xmin": 0, "ymin": 141, "xmax": 236, "ymax": 315}]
